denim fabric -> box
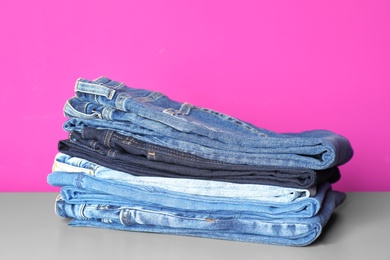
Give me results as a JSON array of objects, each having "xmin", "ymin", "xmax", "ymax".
[
  {"xmin": 59, "ymin": 128, "xmax": 341, "ymax": 188},
  {"xmin": 62, "ymin": 76, "xmax": 353, "ymax": 170},
  {"xmin": 53, "ymin": 153, "xmax": 317, "ymax": 201},
  {"xmin": 55, "ymin": 180, "xmax": 330, "ymax": 218},
  {"xmin": 47, "ymin": 170, "xmax": 314, "ymax": 206},
  {"xmin": 54, "ymin": 188, "xmax": 346, "ymax": 246}
]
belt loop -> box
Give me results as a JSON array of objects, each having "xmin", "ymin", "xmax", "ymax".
[
  {"xmin": 75, "ymin": 78, "xmax": 117, "ymax": 100},
  {"xmin": 147, "ymin": 151, "xmax": 156, "ymax": 160},
  {"xmin": 135, "ymin": 92, "xmax": 164, "ymax": 102},
  {"xmin": 103, "ymin": 129, "xmax": 115, "ymax": 147},
  {"xmin": 178, "ymin": 102, "xmax": 192, "ymax": 115}
]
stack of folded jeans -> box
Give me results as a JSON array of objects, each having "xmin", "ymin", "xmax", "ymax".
[{"xmin": 47, "ymin": 76, "xmax": 353, "ymax": 246}]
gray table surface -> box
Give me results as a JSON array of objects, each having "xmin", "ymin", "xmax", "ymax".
[{"xmin": 0, "ymin": 192, "xmax": 389, "ymax": 259}]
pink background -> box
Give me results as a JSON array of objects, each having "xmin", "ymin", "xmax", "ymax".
[{"xmin": 0, "ymin": 0, "xmax": 389, "ymax": 192}]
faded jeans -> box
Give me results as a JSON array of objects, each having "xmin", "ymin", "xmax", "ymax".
[
  {"xmin": 62, "ymin": 77, "xmax": 353, "ymax": 169},
  {"xmin": 53, "ymin": 186, "xmax": 345, "ymax": 246}
]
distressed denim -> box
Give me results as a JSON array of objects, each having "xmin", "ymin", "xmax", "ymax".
[
  {"xmin": 53, "ymin": 188, "xmax": 346, "ymax": 246},
  {"xmin": 62, "ymin": 77, "xmax": 353, "ymax": 170},
  {"xmin": 59, "ymin": 127, "xmax": 340, "ymax": 188}
]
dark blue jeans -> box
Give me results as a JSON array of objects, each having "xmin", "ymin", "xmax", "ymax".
[{"xmin": 58, "ymin": 127, "xmax": 341, "ymax": 188}]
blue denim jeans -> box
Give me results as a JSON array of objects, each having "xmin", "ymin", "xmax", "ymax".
[
  {"xmin": 56, "ymin": 181, "xmax": 331, "ymax": 219},
  {"xmin": 59, "ymin": 127, "xmax": 341, "ymax": 188},
  {"xmin": 48, "ymin": 169, "xmax": 315, "ymax": 207},
  {"xmin": 53, "ymin": 187, "xmax": 345, "ymax": 246},
  {"xmin": 48, "ymin": 169, "xmax": 322, "ymax": 215},
  {"xmin": 53, "ymin": 153, "xmax": 322, "ymax": 208},
  {"xmin": 62, "ymin": 77, "xmax": 353, "ymax": 170}
]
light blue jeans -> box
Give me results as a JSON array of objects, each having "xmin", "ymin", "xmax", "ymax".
[
  {"xmin": 53, "ymin": 153, "xmax": 315, "ymax": 203},
  {"xmin": 54, "ymin": 188, "xmax": 345, "ymax": 246},
  {"xmin": 62, "ymin": 77, "xmax": 353, "ymax": 170},
  {"xmin": 48, "ymin": 169, "xmax": 333, "ymax": 218}
]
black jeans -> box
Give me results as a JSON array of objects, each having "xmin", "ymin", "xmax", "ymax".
[{"xmin": 58, "ymin": 127, "xmax": 340, "ymax": 188}]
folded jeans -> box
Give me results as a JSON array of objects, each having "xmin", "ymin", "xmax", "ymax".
[
  {"xmin": 47, "ymin": 170, "xmax": 316, "ymax": 208},
  {"xmin": 53, "ymin": 187, "xmax": 346, "ymax": 246},
  {"xmin": 58, "ymin": 127, "xmax": 340, "ymax": 188},
  {"xmin": 56, "ymin": 181, "xmax": 332, "ymax": 218},
  {"xmin": 53, "ymin": 153, "xmax": 317, "ymax": 203},
  {"xmin": 62, "ymin": 77, "xmax": 353, "ymax": 169}
]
